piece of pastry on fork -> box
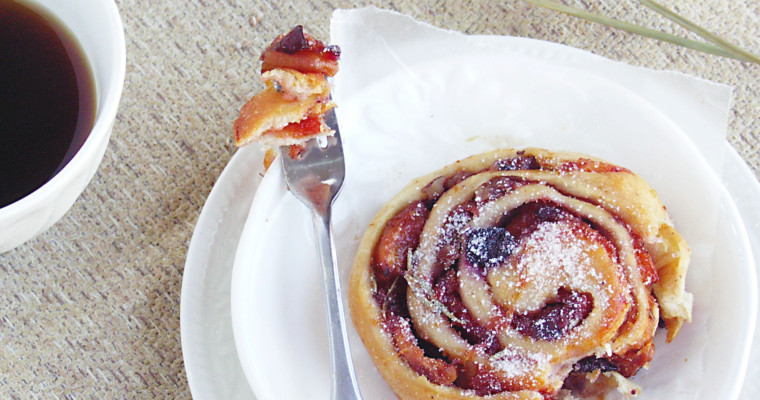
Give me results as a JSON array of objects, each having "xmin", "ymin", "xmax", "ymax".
[{"xmin": 233, "ymin": 25, "xmax": 340, "ymax": 167}]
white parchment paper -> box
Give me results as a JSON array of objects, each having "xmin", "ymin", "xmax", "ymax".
[{"xmin": 326, "ymin": 7, "xmax": 753, "ymax": 400}]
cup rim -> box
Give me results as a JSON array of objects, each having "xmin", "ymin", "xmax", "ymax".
[{"xmin": 0, "ymin": 0, "xmax": 127, "ymax": 219}]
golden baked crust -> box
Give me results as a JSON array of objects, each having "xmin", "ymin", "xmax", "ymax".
[{"xmin": 349, "ymin": 148, "xmax": 691, "ymax": 399}]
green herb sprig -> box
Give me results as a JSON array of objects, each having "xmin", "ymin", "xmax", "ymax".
[{"xmin": 523, "ymin": 0, "xmax": 760, "ymax": 64}]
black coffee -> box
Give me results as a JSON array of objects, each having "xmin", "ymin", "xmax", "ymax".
[{"xmin": 0, "ymin": 1, "xmax": 96, "ymax": 208}]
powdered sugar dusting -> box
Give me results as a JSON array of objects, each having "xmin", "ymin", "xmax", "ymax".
[
  {"xmin": 490, "ymin": 344, "xmax": 552, "ymax": 378},
  {"xmin": 510, "ymin": 221, "xmax": 612, "ymax": 309}
]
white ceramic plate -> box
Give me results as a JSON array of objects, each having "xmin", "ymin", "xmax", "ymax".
[
  {"xmin": 179, "ymin": 145, "xmax": 760, "ymax": 400},
  {"xmin": 229, "ymin": 53, "xmax": 757, "ymax": 399}
]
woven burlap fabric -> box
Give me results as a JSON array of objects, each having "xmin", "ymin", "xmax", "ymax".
[{"xmin": 0, "ymin": 0, "xmax": 757, "ymax": 398}]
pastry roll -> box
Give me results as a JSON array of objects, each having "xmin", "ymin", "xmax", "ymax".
[{"xmin": 349, "ymin": 148, "xmax": 692, "ymax": 399}]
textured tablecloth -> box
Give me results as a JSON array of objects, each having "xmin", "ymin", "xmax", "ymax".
[{"xmin": 1, "ymin": 0, "xmax": 757, "ymax": 398}]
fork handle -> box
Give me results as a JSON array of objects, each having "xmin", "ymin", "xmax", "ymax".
[{"xmin": 311, "ymin": 206, "xmax": 364, "ymax": 400}]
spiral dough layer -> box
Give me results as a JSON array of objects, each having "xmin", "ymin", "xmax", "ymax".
[{"xmin": 349, "ymin": 148, "xmax": 692, "ymax": 399}]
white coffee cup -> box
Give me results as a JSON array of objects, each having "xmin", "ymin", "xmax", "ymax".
[{"xmin": 0, "ymin": 0, "xmax": 126, "ymax": 253}]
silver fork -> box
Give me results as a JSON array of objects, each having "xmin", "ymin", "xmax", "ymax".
[{"xmin": 280, "ymin": 108, "xmax": 364, "ymax": 400}]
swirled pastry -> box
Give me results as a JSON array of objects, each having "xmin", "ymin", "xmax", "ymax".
[{"xmin": 349, "ymin": 148, "xmax": 692, "ymax": 399}]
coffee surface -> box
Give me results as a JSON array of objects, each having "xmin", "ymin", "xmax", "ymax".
[{"xmin": 0, "ymin": 1, "xmax": 95, "ymax": 208}]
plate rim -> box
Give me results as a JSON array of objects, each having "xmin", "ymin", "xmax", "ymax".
[{"xmin": 180, "ymin": 145, "xmax": 262, "ymax": 400}]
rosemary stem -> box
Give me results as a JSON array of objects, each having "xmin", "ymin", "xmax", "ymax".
[
  {"xmin": 639, "ymin": 0, "xmax": 760, "ymax": 64},
  {"xmin": 522, "ymin": 0, "xmax": 755, "ymax": 63}
]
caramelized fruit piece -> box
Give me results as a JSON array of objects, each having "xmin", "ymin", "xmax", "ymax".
[
  {"xmin": 268, "ymin": 113, "xmax": 326, "ymax": 139},
  {"xmin": 511, "ymin": 288, "xmax": 594, "ymax": 341},
  {"xmin": 464, "ymin": 227, "xmax": 516, "ymax": 270},
  {"xmin": 386, "ymin": 314, "xmax": 458, "ymax": 385},
  {"xmin": 261, "ymin": 25, "xmax": 340, "ymax": 76},
  {"xmin": 372, "ymin": 201, "xmax": 429, "ymax": 281}
]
